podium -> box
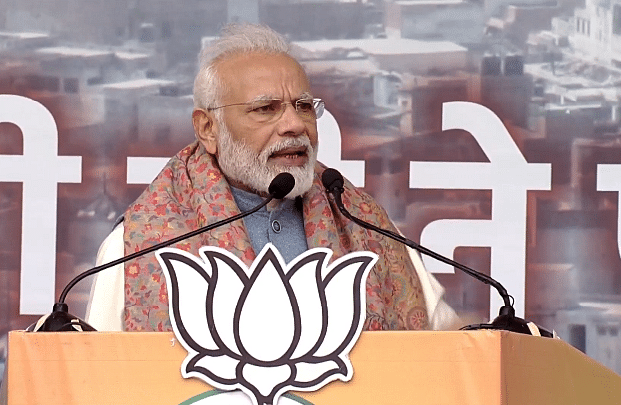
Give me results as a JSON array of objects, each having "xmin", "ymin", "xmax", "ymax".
[{"xmin": 3, "ymin": 330, "xmax": 621, "ymax": 404}]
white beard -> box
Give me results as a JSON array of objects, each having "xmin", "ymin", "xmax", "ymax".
[{"xmin": 215, "ymin": 122, "xmax": 317, "ymax": 199}]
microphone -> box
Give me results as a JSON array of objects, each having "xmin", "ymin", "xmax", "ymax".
[
  {"xmin": 321, "ymin": 168, "xmax": 553, "ymax": 337},
  {"xmin": 29, "ymin": 172, "xmax": 296, "ymax": 332}
]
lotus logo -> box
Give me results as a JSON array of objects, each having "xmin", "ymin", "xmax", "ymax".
[{"xmin": 156, "ymin": 244, "xmax": 378, "ymax": 405}]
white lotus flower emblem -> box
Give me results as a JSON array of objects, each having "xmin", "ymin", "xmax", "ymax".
[{"xmin": 156, "ymin": 244, "xmax": 377, "ymax": 405}]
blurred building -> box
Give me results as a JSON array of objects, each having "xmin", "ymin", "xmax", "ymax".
[
  {"xmin": 521, "ymin": 27, "xmax": 621, "ymax": 366},
  {"xmin": 485, "ymin": 2, "xmax": 563, "ymax": 47},
  {"xmin": 1, "ymin": 40, "xmax": 165, "ymax": 134},
  {"xmin": 261, "ymin": 0, "xmax": 370, "ymax": 40},
  {"xmin": 294, "ymin": 37, "xmax": 469, "ymax": 75},
  {"xmin": 1, "ymin": 0, "xmax": 132, "ymax": 44},
  {"xmin": 100, "ymin": 77, "xmax": 194, "ymax": 156},
  {"xmin": 384, "ymin": 0, "xmax": 486, "ymax": 46},
  {"xmin": 480, "ymin": 54, "xmax": 533, "ymax": 127},
  {"xmin": 301, "ymin": 57, "xmax": 388, "ymax": 128},
  {"xmin": 294, "ymin": 37, "xmax": 470, "ymax": 133},
  {"xmin": 0, "ymin": 28, "xmax": 191, "ymax": 345},
  {"xmin": 0, "ymin": 0, "xmax": 227, "ymax": 67},
  {"xmin": 135, "ymin": 84, "xmax": 194, "ymax": 153},
  {"xmin": 229, "ymin": 0, "xmax": 259, "ymax": 23},
  {"xmin": 569, "ymin": 0, "xmax": 621, "ymax": 67},
  {"xmin": 556, "ymin": 298, "xmax": 621, "ymax": 374},
  {"xmin": 525, "ymin": 55, "xmax": 621, "ymax": 138},
  {"xmin": 0, "ymin": 31, "xmax": 54, "ymax": 53},
  {"xmin": 398, "ymin": 75, "xmax": 471, "ymax": 133},
  {"xmin": 357, "ymin": 137, "xmax": 411, "ymax": 221}
]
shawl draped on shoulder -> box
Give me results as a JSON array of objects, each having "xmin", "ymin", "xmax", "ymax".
[{"xmin": 123, "ymin": 141, "xmax": 428, "ymax": 331}]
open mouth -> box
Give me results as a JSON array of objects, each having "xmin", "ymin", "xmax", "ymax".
[{"xmin": 270, "ymin": 147, "xmax": 308, "ymax": 160}]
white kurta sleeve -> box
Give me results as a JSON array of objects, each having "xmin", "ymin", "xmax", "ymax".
[
  {"xmin": 407, "ymin": 247, "xmax": 461, "ymax": 330},
  {"xmin": 84, "ymin": 224, "xmax": 125, "ymax": 331}
]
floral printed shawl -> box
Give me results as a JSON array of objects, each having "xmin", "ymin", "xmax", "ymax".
[{"xmin": 123, "ymin": 141, "xmax": 428, "ymax": 331}]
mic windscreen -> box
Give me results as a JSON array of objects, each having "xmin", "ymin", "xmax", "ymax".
[
  {"xmin": 321, "ymin": 168, "xmax": 344, "ymax": 192},
  {"xmin": 268, "ymin": 172, "xmax": 295, "ymax": 199}
]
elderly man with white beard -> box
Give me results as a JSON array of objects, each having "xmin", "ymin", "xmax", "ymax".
[{"xmin": 86, "ymin": 23, "xmax": 458, "ymax": 332}]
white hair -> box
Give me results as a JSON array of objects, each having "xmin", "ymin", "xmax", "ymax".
[{"xmin": 193, "ymin": 23, "xmax": 291, "ymax": 110}]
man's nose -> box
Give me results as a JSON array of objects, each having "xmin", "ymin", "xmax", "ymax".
[{"xmin": 276, "ymin": 103, "xmax": 307, "ymax": 136}]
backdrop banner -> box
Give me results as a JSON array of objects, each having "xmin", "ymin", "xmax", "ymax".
[{"xmin": 1, "ymin": 0, "xmax": 621, "ymax": 382}]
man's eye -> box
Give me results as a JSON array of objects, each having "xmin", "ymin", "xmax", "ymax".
[
  {"xmin": 252, "ymin": 101, "xmax": 279, "ymax": 114},
  {"xmin": 297, "ymin": 101, "xmax": 314, "ymax": 113}
]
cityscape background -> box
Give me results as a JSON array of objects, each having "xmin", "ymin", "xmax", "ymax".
[{"xmin": 2, "ymin": 0, "xmax": 621, "ymax": 383}]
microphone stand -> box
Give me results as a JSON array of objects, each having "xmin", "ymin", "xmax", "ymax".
[
  {"xmin": 32, "ymin": 173, "xmax": 295, "ymax": 332},
  {"xmin": 322, "ymin": 169, "xmax": 553, "ymax": 337}
]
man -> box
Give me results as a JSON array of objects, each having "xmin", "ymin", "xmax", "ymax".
[{"xmin": 86, "ymin": 23, "xmax": 458, "ymax": 332}]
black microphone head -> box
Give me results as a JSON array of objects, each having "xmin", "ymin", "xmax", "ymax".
[
  {"xmin": 268, "ymin": 172, "xmax": 295, "ymax": 199},
  {"xmin": 321, "ymin": 168, "xmax": 344, "ymax": 192}
]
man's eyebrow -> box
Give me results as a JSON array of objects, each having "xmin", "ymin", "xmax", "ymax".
[
  {"xmin": 248, "ymin": 95, "xmax": 275, "ymax": 103},
  {"xmin": 246, "ymin": 92, "xmax": 314, "ymax": 103},
  {"xmin": 246, "ymin": 94, "xmax": 278, "ymax": 104}
]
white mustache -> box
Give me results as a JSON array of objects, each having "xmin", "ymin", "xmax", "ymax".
[{"xmin": 261, "ymin": 137, "xmax": 313, "ymax": 162}]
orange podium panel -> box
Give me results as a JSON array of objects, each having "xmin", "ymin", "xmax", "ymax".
[{"xmin": 3, "ymin": 330, "xmax": 621, "ymax": 405}]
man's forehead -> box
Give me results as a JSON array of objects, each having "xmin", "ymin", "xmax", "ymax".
[{"xmin": 216, "ymin": 52, "xmax": 311, "ymax": 99}]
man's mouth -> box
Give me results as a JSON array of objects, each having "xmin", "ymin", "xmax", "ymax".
[{"xmin": 270, "ymin": 147, "xmax": 308, "ymax": 160}]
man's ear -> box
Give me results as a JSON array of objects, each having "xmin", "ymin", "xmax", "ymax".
[{"xmin": 192, "ymin": 109, "xmax": 218, "ymax": 154}]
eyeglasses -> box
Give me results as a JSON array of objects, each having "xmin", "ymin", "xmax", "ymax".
[{"xmin": 207, "ymin": 98, "xmax": 325, "ymax": 123}]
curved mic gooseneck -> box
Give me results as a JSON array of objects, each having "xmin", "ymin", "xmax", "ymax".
[
  {"xmin": 32, "ymin": 172, "xmax": 296, "ymax": 332},
  {"xmin": 321, "ymin": 168, "xmax": 552, "ymax": 337}
]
